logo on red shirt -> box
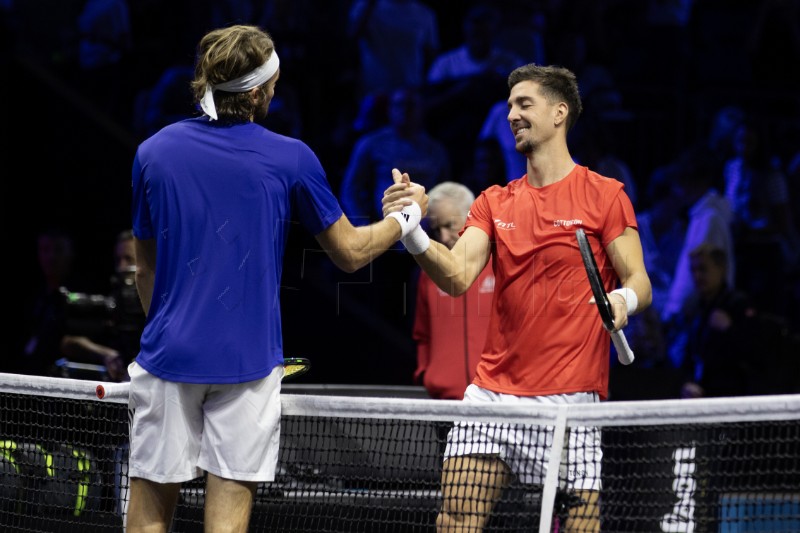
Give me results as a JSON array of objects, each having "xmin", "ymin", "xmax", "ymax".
[{"xmin": 494, "ymin": 218, "xmax": 516, "ymax": 230}]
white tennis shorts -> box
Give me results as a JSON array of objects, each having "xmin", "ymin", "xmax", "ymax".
[
  {"xmin": 127, "ymin": 361, "xmax": 283, "ymax": 483},
  {"xmin": 444, "ymin": 385, "xmax": 602, "ymax": 490}
]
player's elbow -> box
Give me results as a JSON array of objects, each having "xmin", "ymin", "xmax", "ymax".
[
  {"xmin": 440, "ymin": 278, "xmax": 469, "ymax": 297},
  {"xmin": 451, "ymin": 285, "xmax": 469, "ymax": 297},
  {"xmin": 640, "ymin": 289, "xmax": 653, "ymax": 310},
  {"xmin": 328, "ymin": 252, "xmax": 362, "ymax": 273},
  {"xmin": 635, "ymin": 282, "xmax": 653, "ymax": 312},
  {"xmin": 327, "ymin": 246, "xmax": 375, "ymax": 273}
]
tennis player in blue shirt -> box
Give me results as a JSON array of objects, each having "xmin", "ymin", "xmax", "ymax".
[{"xmin": 127, "ymin": 24, "xmax": 427, "ymax": 533}]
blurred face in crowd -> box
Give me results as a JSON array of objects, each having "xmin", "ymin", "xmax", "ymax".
[
  {"xmin": 388, "ymin": 87, "xmax": 422, "ymax": 134},
  {"xmin": 427, "ymin": 199, "xmax": 466, "ymax": 250},
  {"xmin": 690, "ymin": 251, "xmax": 726, "ymax": 301},
  {"xmin": 114, "ymin": 238, "xmax": 136, "ymax": 273},
  {"xmin": 732, "ymin": 123, "xmax": 757, "ymax": 160}
]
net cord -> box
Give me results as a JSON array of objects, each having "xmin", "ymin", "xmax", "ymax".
[{"xmin": 0, "ymin": 373, "xmax": 798, "ymax": 426}]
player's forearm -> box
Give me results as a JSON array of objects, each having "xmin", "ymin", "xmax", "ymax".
[
  {"xmin": 621, "ymin": 272, "xmax": 652, "ymax": 314},
  {"xmin": 348, "ymin": 218, "xmax": 403, "ymax": 271},
  {"xmin": 412, "ymin": 241, "xmax": 471, "ymax": 296},
  {"xmin": 322, "ymin": 216, "xmax": 402, "ymax": 273},
  {"xmin": 60, "ymin": 335, "xmax": 118, "ymax": 364}
]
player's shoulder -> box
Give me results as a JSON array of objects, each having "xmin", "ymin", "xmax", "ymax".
[
  {"xmin": 249, "ymin": 126, "xmax": 319, "ymax": 158},
  {"xmin": 579, "ymin": 165, "xmax": 625, "ymax": 193},
  {"xmin": 137, "ymin": 118, "xmax": 196, "ymax": 154},
  {"xmin": 479, "ymin": 177, "xmax": 521, "ymax": 198}
]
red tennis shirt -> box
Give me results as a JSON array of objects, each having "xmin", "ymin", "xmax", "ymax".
[{"xmin": 465, "ymin": 165, "xmax": 637, "ymax": 399}]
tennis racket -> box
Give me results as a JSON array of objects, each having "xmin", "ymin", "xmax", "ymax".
[
  {"xmin": 283, "ymin": 357, "xmax": 311, "ymax": 380},
  {"xmin": 575, "ymin": 228, "xmax": 635, "ymax": 365}
]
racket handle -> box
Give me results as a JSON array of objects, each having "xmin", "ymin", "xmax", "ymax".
[{"xmin": 611, "ymin": 330, "xmax": 635, "ymax": 365}]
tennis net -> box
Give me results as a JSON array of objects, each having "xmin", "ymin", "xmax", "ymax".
[{"xmin": 0, "ymin": 372, "xmax": 798, "ymax": 532}]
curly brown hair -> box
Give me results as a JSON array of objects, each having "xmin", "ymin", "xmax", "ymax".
[{"xmin": 191, "ymin": 25, "xmax": 276, "ymax": 123}]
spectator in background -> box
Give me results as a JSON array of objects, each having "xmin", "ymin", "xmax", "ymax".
[
  {"xmin": 675, "ymin": 244, "xmax": 755, "ymax": 399},
  {"xmin": 636, "ymin": 163, "xmax": 686, "ymax": 319},
  {"xmin": 16, "ymin": 228, "xmax": 127, "ymax": 381},
  {"xmin": 347, "ymin": 0, "xmax": 439, "ymax": 100},
  {"xmin": 663, "ymin": 148, "xmax": 735, "ymax": 363},
  {"xmin": 551, "ymin": 31, "xmax": 619, "ymax": 115},
  {"xmin": 16, "ymin": 228, "xmax": 78, "ymax": 377},
  {"xmin": 478, "ymin": 100, "xmax": 528, "ymax": 182},
  {"xmin": 572, "ymin": 117, "xmax": 638, "ymax": 208},
  {"xmin": 131, "ymin": 64, "xmax": 195, "ymax": 140},
  {"xmin": 647, "ymin": 106, "xmax": 743, "ymax": 203},
  {"xmin": 723, "ymin": 119, "xmax": 800, "ymax": 312},
  {"xmin": 412, "ymin": 182, "xmax": 494, "ymax": 401},
  {"xmin": 623, "ymin": 164, "xmax": 686, "ymax": 371},
  {"xmin": 724, "ymin": 119, "xmax": 796, "ymax": 243},
  {"xmin": 113, "ymin": 228, "xmax": 135, "ymax": 272},
  {"xmin": 425, "ymin": 3, "xmax": 524, "ymax": 177},
  {"xmin": 707, "ymin": 106, "xmax": 745, "ymax": 180},
  {"xmin": 76, "ymin": 0, "xmax": 132, "ymax": 121},
  {"xmin": 107, "ymin": 229, "xmax": 145, "ymax": 372},
  {"xmin": 338, "ymin": 85, "xmax": 449, "ymax": 329},
  {"xmin": 427, "ymin": 4, "xmax": 524, "ymax": 85},
  {"xmin": 492, "ymin": 3, "xmax": 547, "ymax": 67},
  {"xmin": 462, "ymin": 137, "xmax": 507, "ymax": 196},
  {"xmin": 339, "ymin": 85, "xmax": 450, "ymax": 223}
]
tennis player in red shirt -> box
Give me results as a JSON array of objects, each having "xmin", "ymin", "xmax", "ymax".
[{"xmin": 384, "ymin": 63, "xmax": 652, "ymax": 532}]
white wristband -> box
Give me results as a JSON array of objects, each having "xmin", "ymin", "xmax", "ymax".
[
  {"xmin": 386, "ymin": 201, "xmax": 421, "ymax": 239},
  {"xmin": 611, "ymin": 287, "xmax": 638, "ymax": 315},
  {"xmin": 401, "ymin": 225, "xmax": 431, "ymax": 255}
]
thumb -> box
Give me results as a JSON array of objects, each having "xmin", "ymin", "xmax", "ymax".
[
  {"xmin": 588, "ymin": 297, "xmax": 596, "ymax": 304},
  {"xmin": 392, "ymin": 168, "xmax": 412, "ymax": 186}
]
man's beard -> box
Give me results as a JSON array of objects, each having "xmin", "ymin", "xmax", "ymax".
[{"xmin": 516, "ymin": 139, "xmax": 534, "ymax": 155}]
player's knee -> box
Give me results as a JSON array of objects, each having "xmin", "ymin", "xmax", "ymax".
[
  {"xmin": 436, "ymin": 511, "xmax": 469, "ymax": 532},
  {"xmin": 436, "ymin": 507, "xmax": 484, "ymax": 532}
]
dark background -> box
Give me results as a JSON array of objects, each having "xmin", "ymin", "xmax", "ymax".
[{"xmin": 3, "ymin": 0, "xmax": 798, "ymax": 390}]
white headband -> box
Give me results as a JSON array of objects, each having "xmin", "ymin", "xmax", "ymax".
[{"xmin": 200, "ymin": 51, "xmax": 280, "ymax": 121}]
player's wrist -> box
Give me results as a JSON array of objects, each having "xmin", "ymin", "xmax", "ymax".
[
  {"xmin": 611, "ymin": 287, "xmax": 638, "ymax": 315},
  {"xmin": 385, "ymin": 201, "xmax": 422, "ymax": 239},
  {"xmin": 401, "ymin": 225, "xmax": 430, "ymax": 255}
]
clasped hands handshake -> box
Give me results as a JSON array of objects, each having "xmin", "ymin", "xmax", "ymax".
[{"xmin": 382, "ymin": 168, "xmax": 431, "ymax": 255}]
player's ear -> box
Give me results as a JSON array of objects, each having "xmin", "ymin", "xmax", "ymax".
[{"xmin": 554, "ymin": 102, "xmax": 568, "ymax": 127}]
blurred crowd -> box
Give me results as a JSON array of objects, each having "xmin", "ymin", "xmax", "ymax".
[{"xmin": 2, "ymin": 0, "xmax": 799, "ymax": 398}]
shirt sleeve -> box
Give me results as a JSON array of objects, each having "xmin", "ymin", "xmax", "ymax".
[
  {"xmin": 292, "ymin": 143, "xmax": 343, "ymax": 236},
  {"xmin": 600, "ymin": 188, "xmax": 638, "ymax": 246},
  {"xmin": 130, "ymin": 151, "xmax": 154, "ymax": 240},
  {"xmin": 463, "ymin": 192, "xmax": 495, "ymax": 239}
]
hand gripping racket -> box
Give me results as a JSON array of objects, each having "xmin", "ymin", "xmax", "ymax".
[
  {"xmin": 575, "ymin": 229, "xmax": 635, "ymax": 365},
  {"xmin": 283, "ymin": 357, "xmax": 311, "ymax": 380}
]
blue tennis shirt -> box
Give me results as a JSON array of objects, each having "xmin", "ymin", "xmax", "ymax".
[{"xmin": 131, "ymin": 117, "xmax": 342, "ymax": 383}]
